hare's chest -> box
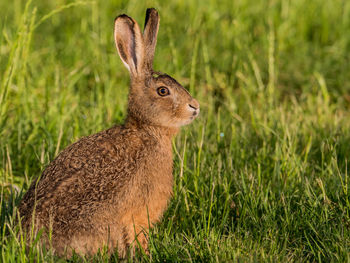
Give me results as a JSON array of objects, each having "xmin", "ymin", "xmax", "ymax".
[
  {"xmin": 139, "ymin": 145, "xmax": 173, "ymax": 217},
  {"xmin": 144, "ymin": 144, "xmax": 173, "ymax": 191}
]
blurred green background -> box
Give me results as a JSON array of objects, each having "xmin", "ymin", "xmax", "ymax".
[{"xmin": 1, "ymin": 0, "xmax": 350, "ymax": 261}]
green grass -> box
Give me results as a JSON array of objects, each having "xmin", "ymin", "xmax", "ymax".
[{"xmin": 1, "ymin": 0, "xmax": 350, "ymax": 261}]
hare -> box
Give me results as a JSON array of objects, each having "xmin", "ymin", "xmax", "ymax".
[{"xmin": 18, "ymin": 8, "xmax": 199, "ymax": 258}]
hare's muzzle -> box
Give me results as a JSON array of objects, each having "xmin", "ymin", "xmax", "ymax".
[{"xmin": 188, "ymin": 99, "xmax": 200, "ymax": 117}]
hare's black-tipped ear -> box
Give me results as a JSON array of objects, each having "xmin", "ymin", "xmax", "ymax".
[
  {"xmin": 114, "ymin": 14, "xmax": 144, "ymax": 76},
  {"xmin": 143, "ymin": 8, "xmax": 159, "ymax": 70}
]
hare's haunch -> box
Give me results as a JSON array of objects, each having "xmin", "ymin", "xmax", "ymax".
[{"xmin": 18, "ymin": 8, "xmax": 199, "ymax": 257}]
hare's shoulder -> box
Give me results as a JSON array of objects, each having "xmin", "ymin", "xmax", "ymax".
[{"xmin": 44, "ymin": 125, "xmax": 143, "ymax": 177}]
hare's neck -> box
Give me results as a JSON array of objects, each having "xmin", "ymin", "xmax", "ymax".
[{"xmin": 125, "ymin": 118, "xmax": 179, "ymax": 138}]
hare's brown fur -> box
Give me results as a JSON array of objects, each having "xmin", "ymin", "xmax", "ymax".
[{"xmin": 18, "ymin": 8, "xmax": 199, "ymax": 257}]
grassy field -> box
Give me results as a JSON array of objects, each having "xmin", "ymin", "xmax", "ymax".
[{"xmin": 1, "ymin": 0, "xmax": 350, "ymax": 261}]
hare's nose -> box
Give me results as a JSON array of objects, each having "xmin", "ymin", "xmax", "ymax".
[
  {"xmin": 189, "ymin": 99, "xmax": 200, "ymax": 110},
  {"xmin": 188, "ymin": 99, "xmax": 200, "ymax": 117}
]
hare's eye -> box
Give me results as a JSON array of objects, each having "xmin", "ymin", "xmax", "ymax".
[{"xmin": 157, "ymin": 86, "xmax": 170, "ymax": 97}]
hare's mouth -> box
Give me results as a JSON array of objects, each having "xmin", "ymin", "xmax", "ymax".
[
  {"xmin": 174, "ymin": 114, "xmax": 198, "ymax": 127},
  {"xmin": 185, "ymin": 109, "xmax": 200, "ymax": 123},
  {"xmin": 192, "ymin": 109, "xmax": 199, "ymax": 117},
  {"xmin": 169, "ymin": 105, "xmax": 199, "ymax": 127},
  {"xmin": 187, "ymin": 103, "xmax": 200, "ymax": 118}
]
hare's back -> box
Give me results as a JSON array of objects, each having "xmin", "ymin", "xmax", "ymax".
[{"xmin": 19, "ymin": 126, "xmax": 143, "ymax": 232}]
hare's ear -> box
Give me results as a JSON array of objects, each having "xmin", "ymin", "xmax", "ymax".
[
  {"xmin": 143, "ymin": 8, "xmax": 159, "ymax": 70},
  {"xmin": 114, "ymin": 15, "xmax": 145, "ymax": 76}
]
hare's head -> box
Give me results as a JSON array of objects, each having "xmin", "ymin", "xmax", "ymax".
[{"xmin": 114, "ymin": 8, "xmax": 199, "ymax": 128}]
